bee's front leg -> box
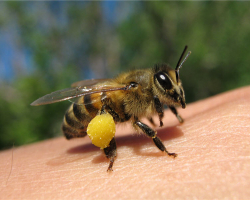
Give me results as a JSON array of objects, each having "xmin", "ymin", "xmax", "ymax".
[
  {"xmin": 134, "ymin": 118, "xmax": 177, "ymax": 158},
  {"xmin": 169, "ymin": 106, "xmax": 184, "ymax": 123},
  {"xmin": 103, "ymin": 137, "xmax": 117, "ymax": 171},
  {"xmin": 153, "ymin": 96, "xmax": 164, "ymax": 127}
]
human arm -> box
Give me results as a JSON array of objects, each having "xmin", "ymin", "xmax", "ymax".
[{"xmin": 0, "ymin": 86, "xmax": 250, "ymax": 199}]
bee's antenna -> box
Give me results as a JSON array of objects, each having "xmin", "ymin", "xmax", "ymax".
[{"xmin": 175, "ymin": 45, "xmax": 191, "ymax": 83}]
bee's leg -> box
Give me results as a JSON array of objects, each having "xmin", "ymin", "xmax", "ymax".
[
  {"xmin": 153, "ymin": 96, "xmax": 164, "ymax": 127},
  {"xmin": 134, "ymin": 119, "xmax": 177, "ymax": 158},
  {"xmin": 104, "ymin": 137, "xmax": 117, "ymax": 172},
  {"xmin": 147, "ymin": 117, "xmax": 157, "ymax": 127},
  {"xmin": 169, "ymin": 106, "xmax": 184, "ymax": 123}
]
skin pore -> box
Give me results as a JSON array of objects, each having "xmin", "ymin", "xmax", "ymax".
[{"xmin": 0, "ymin": 86, "xmax": 250, "ymax": 199}]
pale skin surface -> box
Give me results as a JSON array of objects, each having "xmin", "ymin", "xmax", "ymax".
[{"xmin": 0, "ymin": 86, "xmax": 250, "ymax": 199}]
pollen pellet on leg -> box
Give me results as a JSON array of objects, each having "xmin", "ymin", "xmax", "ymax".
[{"xmin": 87, "ymin": 113, "xmax": 116, "ymax": 149}]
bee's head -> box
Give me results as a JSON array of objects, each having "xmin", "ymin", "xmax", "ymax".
[{"xmin": 153, "ymin": 46, "xmax": 191, "ymax": 109}]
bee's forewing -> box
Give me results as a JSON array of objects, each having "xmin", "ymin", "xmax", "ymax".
[
  {"xmin": 31, "ymin": 84, "xmax": 128, "ymax": 106},
  {"xmin": 30, "ymin": 87, "xmax": 93, "ymax": 106}
]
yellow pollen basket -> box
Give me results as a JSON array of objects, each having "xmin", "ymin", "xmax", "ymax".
[{"xmin": 87, "ymin": 113, "xmax": 116, "ymax": 149}]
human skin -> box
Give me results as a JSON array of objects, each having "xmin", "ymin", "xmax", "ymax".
[{"xmin": 0, "ymin": 86, "xmax": 250, "ymax": 199}]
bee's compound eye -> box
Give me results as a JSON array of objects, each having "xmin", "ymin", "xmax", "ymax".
[{"xmin": 155, "ymin": 72, "xmax": 172, "ymax": 90}]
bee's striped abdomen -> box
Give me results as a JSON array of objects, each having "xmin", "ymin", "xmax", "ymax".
[
  {"xmin": 62, "ymin": 104, "xmax": 87, "ymax": 139},
  {"xmin": 62, "ymin": 95, "xmax": 103, "ymax": 140}
]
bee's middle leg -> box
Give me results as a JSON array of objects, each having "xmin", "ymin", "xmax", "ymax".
[
  {"xmin": 134, "ymin": 119, "xmax": 177, "ymax": 158},
  {"xmin": 103, "ymin": 137, "xmax": 117, "ymax": 171}
]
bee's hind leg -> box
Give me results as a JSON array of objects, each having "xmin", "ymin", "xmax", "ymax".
[
  {"xmin": 104, "ymin": 137, "xmax": 117, "ymax": 171},
  {"xmin": 134, "ymin": 118, "xmax": 177, "ymax": 158}
]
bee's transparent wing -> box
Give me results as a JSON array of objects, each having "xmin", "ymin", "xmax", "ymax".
[
  {"xmin": 30, "ymin": 83, "xmax": 128, "ymax": 106},
  {"xmin": 68, "ymin": 95, "xmax": 100, "ymax": 106},
  {"xmin": 69, "ymin": 78, "xmax": 116, "ymax": 105}
]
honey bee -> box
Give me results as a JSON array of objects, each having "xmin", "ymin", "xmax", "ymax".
[{"xmin": 31, "ymin": 46, "xmax": 191, "ymax": 171}]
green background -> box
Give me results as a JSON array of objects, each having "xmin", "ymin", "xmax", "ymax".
[{"xmin": 0, "ymin": 2, "xmax": 249, "ymax": 150}]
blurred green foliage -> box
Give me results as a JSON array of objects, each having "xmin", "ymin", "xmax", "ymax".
[{"xmin": 0, "ymin": 2, "xmax": 249, "ymax": 150}]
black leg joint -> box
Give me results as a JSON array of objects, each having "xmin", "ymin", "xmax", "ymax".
[
  {"xmin": 134, "ymin": 118, "xmax": 177, "ymax": 158},
  {"xmin": 135, "ymin": 121, "xmax": 156, "ymax": 138}
]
